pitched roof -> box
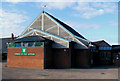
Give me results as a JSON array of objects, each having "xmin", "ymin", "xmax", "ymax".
[
  {"xmin": 19, "ymin": 29, "xmax": 71, "ymax": 42},
  {"xmin": 10, "ymin": 36, "xmax": 51, "ymax": 42},
  {"xmin": 93, "ymin": 40, "xmax": 111, "ymax": 47},
  {"xmin": 19, "ymin": 11, "xmax": 89, "ymax": 48},
  {"xmin": 44, "ymin": 11, "xmax": 86, "ymax": 40},
  {"xmin": 112, "ymin": 45, "xmax": 120, "ymax": 50}
]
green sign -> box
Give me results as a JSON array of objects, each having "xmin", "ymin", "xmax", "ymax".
[
  {"xmin": 14, "ymin": 48, "xmax": 35, "ymax": 56},
  {"xmin": 22, "ymin": 48, "xmax": 27, "ymax": 53}
]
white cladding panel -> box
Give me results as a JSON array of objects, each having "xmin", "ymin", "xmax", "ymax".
[
  {"xmin": 19, "ymin": 30, "xmax": 69, "ymax": 48},
  {"xmin": 20, "ymin": 12, "xmax": 89, "ymax": 49}
]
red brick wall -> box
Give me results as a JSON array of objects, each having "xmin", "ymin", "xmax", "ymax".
[{"xmin": 7, "ymin": 47, "xmax": 44, "ymax": 69}]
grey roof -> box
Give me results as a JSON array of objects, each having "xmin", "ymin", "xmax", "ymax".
[
  {"xmin": 10, "ymin": 36, "xmax": 52, "ymax": 42},
  {"xmin": 0, "ymin": 38, "xmax": 12, "ymax": 53},
  {"xmin": 112, "ymin": 45, "xmax": 120, "ymax": 50},
  {"xmin": 93, "ymin": 40, "xmax": 111, "ymax": 47},
  {"xmin": 44, "ymin": 11, "xmax": 86, "ymax": 40}
]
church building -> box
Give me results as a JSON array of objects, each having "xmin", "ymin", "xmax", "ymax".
[{"xmin": 7, "ymin": 11, "xmax": 111, "ymax": 69}]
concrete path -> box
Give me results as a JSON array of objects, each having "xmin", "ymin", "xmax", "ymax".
[{"xmin": 1, "ymin": 62, "xmax": 118, "ymax": 79}]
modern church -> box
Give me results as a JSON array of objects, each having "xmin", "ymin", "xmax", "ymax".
[{"xmin": 6, "ymin": 11, "xmax": 118, "ymax": 69}]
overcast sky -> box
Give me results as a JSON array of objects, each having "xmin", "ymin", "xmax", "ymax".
[{"xmin": 0, "ymin": 0, "xmax": 118, "ymax": 45}]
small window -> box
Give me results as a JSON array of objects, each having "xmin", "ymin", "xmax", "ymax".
[
  {"xmin": 35, "ymin": 42, "xmax": 43, "ymax": 47},
  {"xmin": 28, "ymin": 42, "xmax": 34, "ymax": 47},
  {"xmin": 9, "ymin": 42, "xmax": 15, "ymax": 47},
  {"xmin": 15, "ymin": 42, "xmax": 21, "ymax": 47},
  {"xmin": 23, "ymin": 42, "xmax": 28, "ymax": 47}
]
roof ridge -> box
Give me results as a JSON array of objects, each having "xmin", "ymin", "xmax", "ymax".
[{"xmin": 94, "ymin": 40, "xmax": 104, "ymax": 42}]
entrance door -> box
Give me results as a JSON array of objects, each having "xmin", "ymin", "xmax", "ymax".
[
  {"xmin": 99, "ymin": 52, "xmax": 111, "ymax": 65},
  {"xmin": 105, "ymin": 52, "xmax": 111, "ymax": 65}
]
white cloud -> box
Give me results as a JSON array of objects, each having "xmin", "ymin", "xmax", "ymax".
[
  {"xmin": 3, "ymin": 0, "xmax": 30, "ymax": 3},
  {"xmin": 92, "ymin": 2, "xmax": 117, "ymax": 13},
  {"xmin": 2, "ymin": 1, "xmax": 117, "ymax": 18},
  {"xmin": 3, "ymin": 0, "xmax": 120, "ymax": 2},
  {"xmin": 0, "ymin": 8, "xmax": 29, "ymax": 38},
  {"xmin": 36, "ymin": 2, "xmax": 117, "ymax": 18},
  {"xmin": 73, "ymin": 2, "xmax": 117, "ymax": 19},
  {"xmin": 35, "ymin": 2, "xmax": 75, "ymax": 10},
  {"xmin": 65, "ymin": 21, "xmax": 100, "ymax": 29}
]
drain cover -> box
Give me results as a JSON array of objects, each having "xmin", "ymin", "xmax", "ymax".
[{"xmin": 101, "ymin": 73, "xmax": 105, "ymax": 74}]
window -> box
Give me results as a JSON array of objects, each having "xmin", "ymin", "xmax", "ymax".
[
  {"xmin": 9, "ymin": 42, "xmax": 15, "ymax": 47},
  {"xmin": 35, "ymin": 42, "xmax": 43, "ymax": 47},
  {"xmin": 23, "ymin": 42, "xmax": 28, "ymax": 47},
  {"xmin": 103, "ymin": 47, "xmax": 106, "ymax": 50},
  {"xmin": 15, "ymin": 42, "xmax": 21, "ymax": 47},
  {"xmin": 106, "ymin": 47, "xmax": 109, "ymax": 50},
  {"xmin": 28, "ymin": 42, "xmax": 34, "ymax": 47}
]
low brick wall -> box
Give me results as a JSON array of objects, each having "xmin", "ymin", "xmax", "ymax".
[{"xmin": 7, "ymin": 47, "xmax": 44, "ymax": 69}]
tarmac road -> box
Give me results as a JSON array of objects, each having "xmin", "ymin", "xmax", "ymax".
[{"xmin": 1, "ymin": 62, "xmax": 118, "ymax": 79}]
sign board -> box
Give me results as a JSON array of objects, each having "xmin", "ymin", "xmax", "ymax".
[
  {"xmin": 22, "ymin": 48, "xmax": 27, "ymax": 53},
  {"xmin": 14, "ymin": 48, "xmax": 35, "ymax": 56}
]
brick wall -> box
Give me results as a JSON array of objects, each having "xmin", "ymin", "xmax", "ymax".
[
  {"xmin": 7, "ymin": 47, "xmax": 44, "ymax": 69},
  {"xmin": 71, "ymin": 49, "xmax": 91, "ymax": 68},
  {"xmin": 7, "ymin": 47, "xmax": 91, "ymax": 69},
  {"xmin": 52, "ymin": 48, "xmax": 71, "ymax": 68},
  {"xmin": 44, "ymin": 48, "xmax": 53, "ymax": 68}
]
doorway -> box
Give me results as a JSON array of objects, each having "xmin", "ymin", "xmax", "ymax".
[{"xmin": 99, "ymin": 52, "xmax": 112, "ymax": 65}]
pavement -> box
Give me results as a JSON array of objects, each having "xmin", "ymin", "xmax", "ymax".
[{"xmin": 1, "ymin": 62, "xmax": 119, "ymax": 79}]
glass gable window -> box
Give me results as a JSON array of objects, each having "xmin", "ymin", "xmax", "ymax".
[
  {"xmin": 9, "ymin": 42, "xmax": 15, "ymax": 47},
  {"xmin": 35, "ymin": 42, "xmax": 43, "ymax": 47},
  {"xmin": 28, "ymin": 42, "xmax": 34, "ymax": 47},
  {"xmin": 9, "ymin": 41, "xmax": 44, "ymax": 47},
  {"xmin": 23, "ymin": 42, "xmax": 28, "ymax": 47},
  {"xmin": 15, "ymin": 42, "xmax": 21, "ymax": 47}
]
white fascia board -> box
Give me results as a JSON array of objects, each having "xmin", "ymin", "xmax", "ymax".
[
  {"xmin": 74, "ymin": 37, "xmax": 88, "ymax": 49},
  {"xmin": 74, "ymin": 35, "xmax": 91, "ymax": 43},
  {"xmin": 18, "ymin": 29, "xmax": 71, "ymax": 42},
  {"xmin": 17, "ymin": 30, "xmax": 34, "ymax": 39}
]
